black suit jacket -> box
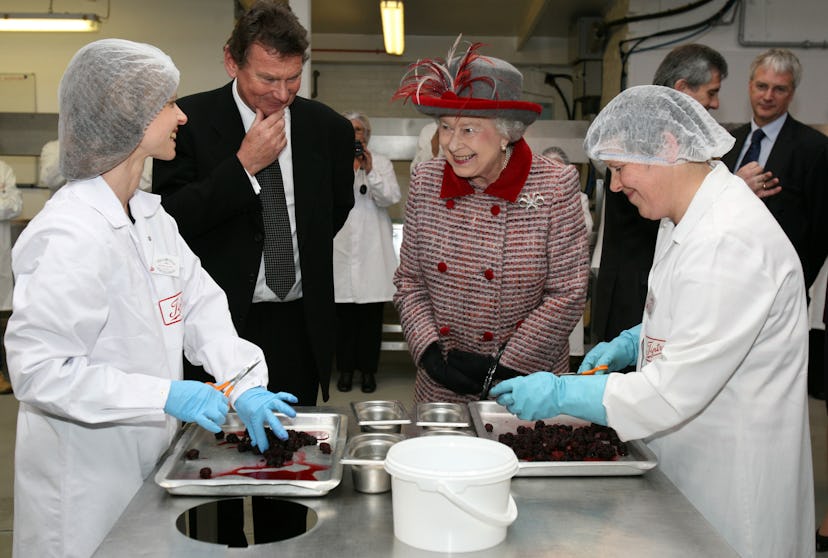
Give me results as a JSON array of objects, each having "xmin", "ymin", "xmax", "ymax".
[
  {"xmin": 152, "ymin": 82, "xmax": 354, "ymax": 400},
  {"xmin": 722, "ymin": 115, "xmax": 828, "ymax": 288}
]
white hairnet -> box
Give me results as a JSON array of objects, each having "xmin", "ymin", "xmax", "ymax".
[
  {"xmin": 584, "ymin": 85, "xmax": 735, "ymax": 166},
  {"xmin": 58, "ymin": 38, "xmax": 179, "ymax": 180}
]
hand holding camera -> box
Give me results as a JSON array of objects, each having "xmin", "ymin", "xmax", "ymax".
[{"xmin": 354, "ymin": 140, "xmax": 372, "ymax": 173}]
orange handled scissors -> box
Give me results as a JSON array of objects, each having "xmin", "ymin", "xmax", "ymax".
[
  {"xmin": 580, "ymin": 364, "xmax": 609, "ymax": 376},
  {"xmin": 208, "ymin": 359, "xmax": 261, "ymax": 397}
]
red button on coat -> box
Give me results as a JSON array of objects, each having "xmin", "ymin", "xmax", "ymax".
[
  {"xmin": 439, "ymin": 326, "xmax": 451, "ymax": 336},
  {"xmin": 482, "ymin": 331, "xmax": 494, "ymax": 342},
  {"xmin": 484, "ymin": 269, "xmax": 494, "ymax": 280},
  {"xmin": 437, "ymin": 262, "xmax": 448, "ymax": 273},
  {"xmin": 446, "ymin": 199, "xmax": 456, "ymax": 209},
  {"xmin": 491, "ymin": 205, "xmax": 501, "ymax": 216}
]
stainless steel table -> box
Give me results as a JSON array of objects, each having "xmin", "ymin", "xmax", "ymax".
[{"xmin": 94, "ymin": 410, "xmax": 738, "ymax": 557}]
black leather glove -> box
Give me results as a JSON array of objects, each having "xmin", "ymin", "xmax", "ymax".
[
  {"xmin": 494, "ymin": 363, "xmax": 521, "ymax": 381},
  {"xmin": 447, "ymin": 349, "xmax": 493, "ymax": 385},
  {"xmin": 420, "ymin": 343, "xmax": 481, "ymax": 394}
]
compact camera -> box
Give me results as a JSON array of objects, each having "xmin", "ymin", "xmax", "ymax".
[{"xmin": 354, "ymin": 140, "xmax": 364, "ymax": 158}]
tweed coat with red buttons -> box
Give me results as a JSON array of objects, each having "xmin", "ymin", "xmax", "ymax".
[{"xmin": 393, "ymin": 139, "xmax": 590, "ymax": 404}]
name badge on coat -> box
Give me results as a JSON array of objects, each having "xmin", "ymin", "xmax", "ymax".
[{"xmin": 150, "ymin": 254, "xmax": 180, "ymax": 277}]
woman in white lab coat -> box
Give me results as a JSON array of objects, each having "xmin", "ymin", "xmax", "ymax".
[
  {"xmin": 491, "ymin": 86, "xmax": 813, "ymax": 557},
  {"xmin": 333, "ymin": 112, "xmax": 401, "ymax": 393},
  {"xmin": 0, "ymin": 160, "xmax": 23, "ymax": 394},
  {"xmin": 5, "ymin": 39, "xmax": 297, "ymax": 558},
  {"xmin": 0, "ymin": 161, "xmax": 22, "ymax": 311}
]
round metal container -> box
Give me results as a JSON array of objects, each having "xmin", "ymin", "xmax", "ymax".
[{"xmin": 341, "ymin": 433, "xmax": 403, "ymax": 493}]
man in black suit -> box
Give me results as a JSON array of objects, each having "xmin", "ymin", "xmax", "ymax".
[
  {"xmin": 722, "ymin": 48, "xmax": 828, "ymax": 290},
  {"xmin": 592, "ymin": 44, "xmax": 730, "ymax": 345},
  {"xmin": 153, "ymin": 1, "xmax": 354, "ymax": 407}
]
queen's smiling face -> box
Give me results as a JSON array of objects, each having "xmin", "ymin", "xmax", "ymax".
[{"xmin": 438, "ymin": 116, "xmax": 508, "ymax": 187}]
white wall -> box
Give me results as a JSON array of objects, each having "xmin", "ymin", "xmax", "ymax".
[
  {"xmin": 0, "ymin": 0, "xmax": 233, "ymax": 112},
  {"xmin": 619, "ymin": 0, "xmax": 828, "ymax": 124}
]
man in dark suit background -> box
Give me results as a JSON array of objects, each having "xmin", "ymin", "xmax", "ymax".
[
  {"xmin": 721, "ymin": 48, "xmax": 828, "ymax": 404},
  {"xmin": 592, "ymin": 44, "xmax": 730, "ymax": 345},
  {"xmin": 722, "ymin": 48, "xmax": 828, "ymax": 291},
  {"xmin": 153, "ymin": 0, "xmax": 354, "ymax": 407}
]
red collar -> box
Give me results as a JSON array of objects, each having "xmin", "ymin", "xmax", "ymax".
[{"xmin": 440, "ymin": 138, "xmax": 532, "ymax": 202}]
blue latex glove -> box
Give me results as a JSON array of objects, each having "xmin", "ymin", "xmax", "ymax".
[
  {"xmin": 164, "ymin": 380, "xmax": 229, "ymax": 433},
  {"xmin": 577, "ymin": 323, "xmax": 642, "ymax": 373},
  {"xmin": 234, "ymin": 387, "xmax": 298, "ymax": 452},
  {"xmin": 489, "ymin": 372, "xmax": 610, "ymax": 424}
]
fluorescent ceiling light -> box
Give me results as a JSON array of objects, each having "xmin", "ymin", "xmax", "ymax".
[
  {"xmin": 380, "ymin": 1, "xmax": 404, "ymax": 56},
  {"xmin": 0, "ymin": 13, "xmax": 101, "ymax": 32}
]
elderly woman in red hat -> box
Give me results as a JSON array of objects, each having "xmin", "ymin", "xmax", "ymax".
[{"xmin": 392, "ymin": 37, "xmax": 590, "ymax": 404}]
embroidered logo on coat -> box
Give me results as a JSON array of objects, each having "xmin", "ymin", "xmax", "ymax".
[
  {"xmin": 643, "ymin": 335, "xmax": 665, "ymax": 364},
  {"xmin": 158, "ymin": 292, "xmax": 183, "ymax": 325}
]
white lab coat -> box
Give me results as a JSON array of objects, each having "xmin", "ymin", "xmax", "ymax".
[
  {"xmin": 410, "ymin": 121, "xmax": 441, "ymax": 175},
  {"xmin": 0, "ymin": 161, "xmax": 23, "ymax": 310},
  {"xmin": 333, "ymin": 152, "xmax": 401, "ymax": 303},
  {"xmin": 603, "ymin": 163, "xmax": 813, "ymax": 558},
  {"xmin": 6, "ymin": 177, "xmax": 267, "ymax": 558}
]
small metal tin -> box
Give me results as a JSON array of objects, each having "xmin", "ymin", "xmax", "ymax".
[
  {"xmin": 340, "ymin": 433, "xmax": 403, "ymax": 493},
  {"xmin": 419, "ymin": 428, "xmax": 475, "ymax": 437},
  {"xmin": 415, "ymin": 402, "xmax": 471, "ymax": 429},
  {"xmin": 351, "ymin": 400, "xmax": 410, "ymax": 433}
]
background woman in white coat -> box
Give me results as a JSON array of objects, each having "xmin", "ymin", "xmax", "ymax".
[
  {"xmin": 0, "ymin": 160, "xmax": 22, "ymax": 394},
  {"xmin": 5, "ymin": 39, "xmax": 297, "ymax": 558},
  {"xmin": 333, "ymin": 112, "xmax": 401, "ymax": 393},
  {"xmin": 491, "ymin": 85, "xmax": 813, "ymax": 557}
]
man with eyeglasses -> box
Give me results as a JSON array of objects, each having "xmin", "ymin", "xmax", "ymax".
[{"xmin": 722, "ymin": 48, "xmax": 828, "ymax": 291}]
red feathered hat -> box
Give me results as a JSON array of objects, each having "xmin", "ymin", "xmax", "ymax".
[{"xmin": 392, "ymin": 35, "xmax": 542, "ymax": 125}]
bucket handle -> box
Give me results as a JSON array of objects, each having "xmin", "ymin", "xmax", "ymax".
[{"xmin": 435, "ymin": 482, "xmax": 518, "ymax": 527}]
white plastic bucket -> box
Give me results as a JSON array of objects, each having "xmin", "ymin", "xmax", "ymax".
[{"xmin": 384, "ymin": 435, "xmax": 519, "ymax": 553}]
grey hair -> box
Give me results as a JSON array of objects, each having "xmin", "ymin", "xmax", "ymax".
[
  {"xmin": 494, "ymin": 118, "xmax": 527, "ymax": 143},
  {"xmin": 342, "ymin": 111, "xmax": 371, "ymax": 142},
  {"xmin": 542, "ymin": 146, "xmax": 570, "ymax": 165},
  {"xmin": 652, "ymin": 44, "xmax": 728, "ymax": 89},
  {"xmin": 750, "ymin": 49, "xmax": 802, "ymax": 89}
]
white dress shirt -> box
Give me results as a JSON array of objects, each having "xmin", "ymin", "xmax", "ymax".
[{"xmin": 231, "ymin": 79, "xmax": 302, "ymax": 302}]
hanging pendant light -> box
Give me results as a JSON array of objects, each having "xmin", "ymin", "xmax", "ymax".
[
  {"xmin": 0, "ymin": 13, "xmax": 101, "ymax": 32},
  {"xmin": 380, "ymin": 1, "xmax": 404, "ymax": 56}
]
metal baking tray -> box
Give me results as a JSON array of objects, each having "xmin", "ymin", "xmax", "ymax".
[
  {"xmin": 155, "ymin": 410, "xmax": 347, "ymax": 496},
  {"xmin": 351, "ymin": 400, "xmax": 411, "ymax": 426},
  {"xmin": 468, "ymin": 401, "xmax": 658, "ymax": 476},
  {"xmin": 415, "ymin": 401, "xmax": 471, "ymax": 428}
]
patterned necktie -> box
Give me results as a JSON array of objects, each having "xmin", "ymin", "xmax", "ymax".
[
  {"xmin": 738, "ymin": 128, "xmax": 766, "ymax": 169},
  {"xmin": 256, "ymin": 160, "xmax": 295, "ymax": 299}
]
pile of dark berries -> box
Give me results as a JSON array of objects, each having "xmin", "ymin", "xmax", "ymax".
[
  {"xmin": 497, "ymin": 421, "xmax": 628, "ymax": 462},
  {"xmin": 229, "ymin": 428, "xmax": 320, "ymax": 468}
]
